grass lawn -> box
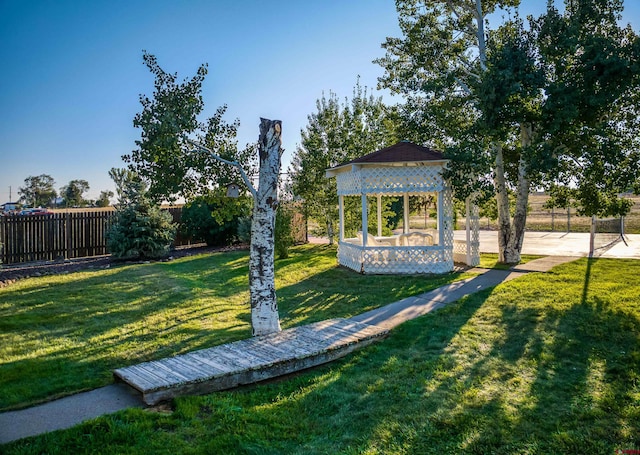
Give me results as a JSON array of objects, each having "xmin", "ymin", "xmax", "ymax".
[
  {"xmin": 3, "ymin": 251, "xmax": 639, "ymax": 453},
  {"xmin": 476, "ymin": 253, "xmax": 543, "ymax": 270},
  {"xmin": 0, "ymin": 244, "xmax": 474, "ymax": 411}
]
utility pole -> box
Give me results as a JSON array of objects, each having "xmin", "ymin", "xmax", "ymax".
[{"xmin": 9, "ymin": 186, "xmax": 11, "ymax": 201}]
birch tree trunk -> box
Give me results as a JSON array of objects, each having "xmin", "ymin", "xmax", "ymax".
[
  {"xmin": 249, "ymin": 118, "xmax": 283, "ymax": 336},
  {"xmin": 327, "ymin": 219, "xmax": 334, "ymax": 246},
  {"xmin": 494, "ymin": 124, "xmax": 533, "ymax": 264},
  {"xmin": 494, "ymin": 142, "xmax": 512, "ymax": 263},
  {"xmin": 507, "ymin": 123, "xmax": 533, "ymax": 263}
]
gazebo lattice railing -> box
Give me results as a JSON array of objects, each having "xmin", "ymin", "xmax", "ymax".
[{"xmin": 338, "ymin": 187, "xmax": 455, "ymax": 274}]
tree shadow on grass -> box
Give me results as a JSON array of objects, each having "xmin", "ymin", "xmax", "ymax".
[
  {"xmin": 5, "ymin": 288, "xmax": 497, "ymax": 454},
  {"xmin": 9, "ymin": 258, "xmax": 640, "ymax": 453},
  {"xmin": 0, "ymin": 244, "xmax": 462, "ymax": 411},
  {"xmin": 377, "ymin": 257, "xmax": 640, "ymax": 454},
  {"xmin": 509, "ymin": 258, "xmax": 640, "ymax": 453},
  {"xmin": 156, "ymin": 258, "xmax": 640, "ymax": 455},
  {"xmin": 0, "ymin": 254, "xmax": 256, "ymax": 411},
  {"xmin": 275, "ymin": 248, "xmax": 468, "ymax": 328}
]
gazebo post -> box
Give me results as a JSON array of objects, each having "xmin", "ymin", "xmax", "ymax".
[
  {"xmin": 339, "ymin": 195, "xmax": 345, "ymax": 242},
  {"xmin": 361, "ymin": 194, "xmax": 368, "ymax": 246},
  {"xmin": 377, "ymin": 194, "xmax": 382, "ymax": 237},
  {"xmin": 465, "ymin": 196, "xmax": 471, "ymax": 265},
  {"xmin": 437, "ymin": 191, "xmax": 444, "ymax": 241},
  {"xmin": 403, "ymin": 193, "xmax": 410, "ymax": 234}
]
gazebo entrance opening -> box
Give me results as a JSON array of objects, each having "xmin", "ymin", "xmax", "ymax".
[
  {"xmin": 341, "ymin": 193, "xmax": 443, "ymax": 245},
  {"xmin": 326, "ymin": 141, "xmax": 479, "ymax": 274}
]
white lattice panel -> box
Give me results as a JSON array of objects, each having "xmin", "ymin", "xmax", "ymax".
[
  {"xmin": 440, "ymin": 188, "xmax": 454, "ymax": 248},
  {"xmin": 453, "ymin": 240, "xmax": 480, "ymax": 266},
  {"xmin": 337, "ymin": 242, "xmax": 364, "ymax": 273},
  {"xmin": 335, "ymin": 171, "xmax": 361, "ymax": 196},
  {"xmin": 338, "ymin": 242, "xmax": 454, "ymax": 274},
  {"xmin": 453, "ymin": 240, "xmax": 467, "ymax": 264},
  {"xmin": 336, "ymin": 164, "xmax": 446, "ymax": 196},
  {"xmin": 454, "ymin": 199, "xmax": 480, "ymax": 267},
  {"xmin": 453, "ymin": 240, "xmax": 466, "ymax": 256}
]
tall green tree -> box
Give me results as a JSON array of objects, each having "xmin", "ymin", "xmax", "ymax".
[
  {"xmin": 96, "ymin": 190, "xmax": 114, "ymax": 207},
  {"xmin": 124, "ymin": 53, "xmax": 282, "ymax": 336},
  {"xmin": 60, "ymin": 179, "xmax": 90, "ymax": 207},
  {"xmin": 290, "ymin": 83, "xmax": 397, "ymax": 243},
  {"xmin": 109, "ymin": 167, "xmax": 143, "ymax": 206},
  {"xmin": 18, "ymin": 174, "xmax": 57, "ymax": 207},
  {"xmin": 291, "ymin": 92, "xmax": 342, "ymax": 243},
  {"xmin": 377, "ymin": 0, "xmax": 527, "ymax": 263},
  {"xmin": 532, "ymin": 0, "xmax": 640, "ymax": 217},
  {"xmin": 123, "ymin": 52, "xmax": 256, "ymax": 203},
  {"xmin": 378, "ymin": 0, "xmax": 639, "ymax": 263}
]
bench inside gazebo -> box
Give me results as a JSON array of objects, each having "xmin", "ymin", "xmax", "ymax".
[{"xmin": 326, "ymin": 141, "xmax": 479, "ymax": 274}]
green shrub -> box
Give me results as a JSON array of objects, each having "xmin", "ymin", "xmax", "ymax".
[
  {"xmin": 275, "ymin": 203, "xmax": 294, "ymax": 259},
  {"xmin": 181, "ymin": 192, "xmax": 251, "ymax": 246},
  {"xmin": 106, "ymin": 195, "xmax": 176, "ymax": 260},
  {"xmin": 237, "ymin": 216, "xmax": 252, "ymax": 244}
]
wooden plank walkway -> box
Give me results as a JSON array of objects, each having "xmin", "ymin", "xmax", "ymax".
[{"xmin": 114, "ymin": 318, "xmax": 389, "ymax": 405}]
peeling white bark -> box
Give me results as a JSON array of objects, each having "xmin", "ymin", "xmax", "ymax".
[
  {"xmin": 494, "ymin": 124, "xmax": 533, "ymax": 264},
  {"xmin": 507, "ymin": 123, "xmax": 533, "ymax": 264},
  {"xmin": 494, "ymin": 142, "xmax": 512, "ymax": 263},
  {"xmin": 249, "ymin": 118, "xmax": 283, "ymax": 336}
]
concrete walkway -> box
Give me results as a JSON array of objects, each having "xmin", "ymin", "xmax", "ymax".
[
  {"xmin": 453, "ymin": 230, "xmax": 640, "ymax": 259},
  {"xmin": 0, "ymin": 384, "xmax": 143, "ymax": 444},
  {"xmin": 350, "ymin": 256, "xmax": 578, "ymax": 330},
  {"xmin": 0, "ymin": 255, "xmax": 579, "ymax": 445}
]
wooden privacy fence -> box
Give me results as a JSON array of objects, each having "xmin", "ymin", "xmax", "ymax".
[
  {"xmin": 0, "ymin": 211, "xmax": 114, "ymax": 264},
  {"xmin": 0, "ymin": 207, "xmax": 306, "ymax": 265},
  {"xmin": 0, "ymin": 209, "xmax": 188, "ymax": 265}
]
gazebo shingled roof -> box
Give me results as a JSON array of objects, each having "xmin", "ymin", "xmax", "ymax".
[
  {"xmin": 326, "ymin": 141, "xmax": 446, "ymax": 178},
  {"xmin": 348, "ymin": 141, "xmax": 444, "ymax": 164}
]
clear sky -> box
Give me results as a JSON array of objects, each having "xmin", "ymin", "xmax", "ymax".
[{"xmin": 1, "ymin": 1, "xmax": 638, "ymax": 204}]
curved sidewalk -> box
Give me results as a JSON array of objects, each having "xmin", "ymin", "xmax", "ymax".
[
  {"xmin": 0, "ymin": 255, "xmax": 579, "ymax": 445},
  {"xmin": 350, "ymin": 255, "xmax": 577, "ymax": 329}
]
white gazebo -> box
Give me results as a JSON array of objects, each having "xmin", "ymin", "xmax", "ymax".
[{"xmin": 325, "ymin": 141, "xmax": 479, "ymax": 274}]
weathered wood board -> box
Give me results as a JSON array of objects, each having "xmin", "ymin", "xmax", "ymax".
[{"xmin": 114, "ymin": 318, "xmax": 388, "ymax": 405}]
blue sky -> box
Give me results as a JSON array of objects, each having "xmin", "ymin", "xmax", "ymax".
[{"xmin": 1, "ymin": 1, "xmax": 638, "ymax": 203}]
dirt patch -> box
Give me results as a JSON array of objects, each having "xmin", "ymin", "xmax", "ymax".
[{"xmin": 0, "ymin": 244, "xmax": 248, "ymax": 288}]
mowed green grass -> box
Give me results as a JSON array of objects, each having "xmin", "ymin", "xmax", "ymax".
[
  {"xmin": 0, "ymin": 244, "xmax": 473, "ymax": 411},
  {"xmin": 4, "ymin": 257, "xmax": 639, "ymax": 454}
]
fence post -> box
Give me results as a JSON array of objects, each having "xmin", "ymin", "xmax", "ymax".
[
  {"xmin": 0, "ymin": 217, "xmax": 4, "ymax": 264},
  {"xmin": 65, "ymin": 212, "xmax": 72, "ymax": 260}
]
